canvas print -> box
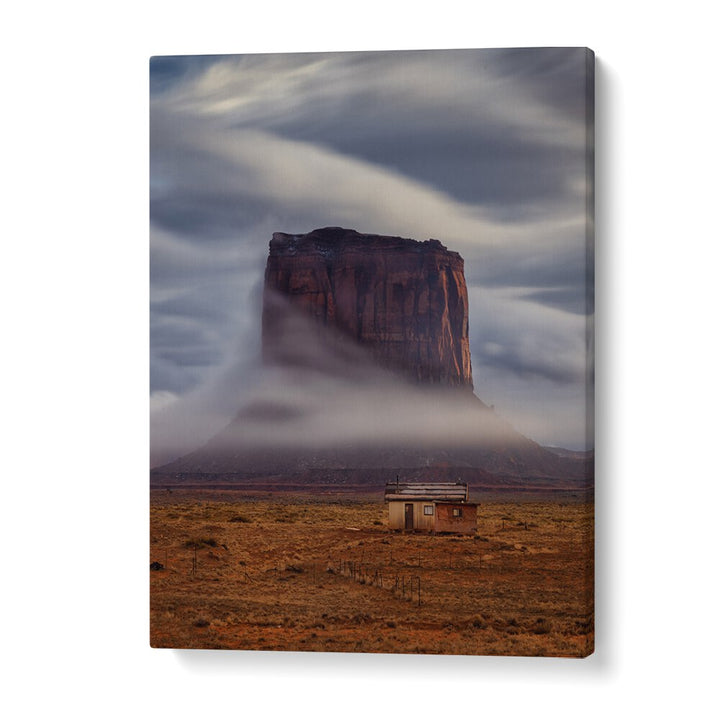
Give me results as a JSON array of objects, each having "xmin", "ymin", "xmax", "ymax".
[{"xmin": 150, "ymin": 47, "xmax": 594, "ymax": 657}]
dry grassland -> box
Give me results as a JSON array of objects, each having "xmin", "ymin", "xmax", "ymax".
[{"xmin": 150, "ymin": 491, "xmax": 593, "ymax": 657}]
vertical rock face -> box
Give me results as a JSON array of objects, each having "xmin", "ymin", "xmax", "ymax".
[{"xmin": 262, "ymin": 227, "xmax": 474, "ymax": 389}]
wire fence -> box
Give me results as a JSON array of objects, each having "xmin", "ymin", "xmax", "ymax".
[
  {"xmin": 333, "ymin": 558, "xmax": 421, "ymax": 606},
  {"xmin": 152, "ymin": 546, "xmax": 430, "ymax": 605}
]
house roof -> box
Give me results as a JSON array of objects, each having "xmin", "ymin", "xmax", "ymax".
[{"xmin": 384, "ymin": 482, "xmax": 469, "ymax": 502}]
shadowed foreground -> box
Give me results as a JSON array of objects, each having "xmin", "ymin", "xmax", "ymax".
[{"xmin": 150, "ymin": 492, "xmax": 593, "ymax": 657}]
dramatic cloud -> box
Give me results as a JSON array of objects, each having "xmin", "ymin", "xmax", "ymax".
[
  {"xmin": 150, "ymin": 302, "xmax": 529, "ymax": 468},
  {"xmin": 150, "ymin": 48, "xmax": 594, "ymax": 463}
]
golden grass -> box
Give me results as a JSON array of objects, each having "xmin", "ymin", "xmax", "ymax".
[{"xmin": 150, "ymin": 491, "xmax": 593, "ymax": 657}]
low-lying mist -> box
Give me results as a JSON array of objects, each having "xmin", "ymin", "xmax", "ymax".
[{"xmin": 151, "ymin": 297, "xmax": 534, "ymax": 469}]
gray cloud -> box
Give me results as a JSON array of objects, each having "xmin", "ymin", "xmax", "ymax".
[
  {"xmin": 520, "ymin": 287, "xmax": 591, "ymax": 316},
  {"xmin": 149, "ymin": 48, "xmax": 594, "ymax": 453},
  {"xmin": 468, "ymin": 287, "xmax": 588, "ymax": 386},
  {"xmin": 150, "ymin": 302, "xmax": 525, "ymax": 467},
  {"xmin": 152, "ymin": 49, "xmax": 590, "ymax": 212}
]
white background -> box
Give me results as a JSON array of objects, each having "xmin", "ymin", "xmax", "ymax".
[{"xmin": 3, "ymin": 2, "xmax": 718, "ymax": 718}]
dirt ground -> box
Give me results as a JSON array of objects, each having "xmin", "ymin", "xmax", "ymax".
[{"xmin": 150, "ymin": 491, "xmax": 593, "ymax": 657}]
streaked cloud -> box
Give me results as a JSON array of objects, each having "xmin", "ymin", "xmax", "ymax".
[{"xmin": 150, "ymin": 48, "xmax": 593, "ymax": 462}]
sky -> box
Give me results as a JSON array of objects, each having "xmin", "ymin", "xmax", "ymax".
[{"xmin": 150, "ymin": 47, "xmax": 594, "ymax": 465}]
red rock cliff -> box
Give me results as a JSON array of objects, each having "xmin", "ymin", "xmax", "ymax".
[{"xmin": 262, "ymin": 227, "xmax": 474, "ymax": 389}]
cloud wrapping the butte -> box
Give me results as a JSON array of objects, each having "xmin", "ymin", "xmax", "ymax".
[{"xmin": 150, "ymin": 48, "xmax": 593, "ymax": 464}]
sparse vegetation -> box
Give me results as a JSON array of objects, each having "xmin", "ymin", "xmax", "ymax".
[
  {"xmin": 151, "ymin": 490, "xmax": 593, "ymax": 656},
  {"xmin": 183, "ymin": 537, "xmax": 218, "ymax": 549},
  {"xmin": 228, "ymin": 515, "xmax": 251, "ymax": 523}
]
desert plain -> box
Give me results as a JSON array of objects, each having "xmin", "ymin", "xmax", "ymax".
[{"xmin": 150, "ymin": 489, "xmax": 593, "ymax": 657}]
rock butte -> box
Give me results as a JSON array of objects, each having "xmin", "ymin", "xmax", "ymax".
[
  {"xmin": 151, "ymin": 228, "xmax": 592, "ymax": 487},
  {"xmin": 262, "ymin": 227, "xmax": 473, "ymax": 389}
]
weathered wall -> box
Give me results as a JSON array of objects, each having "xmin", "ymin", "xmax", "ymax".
[
  {"xmin": 434, "ymin": 503, "xmax": 478, "ymax": 534},
  {"xmin": 263, "ymin": 227, "xmax": 473, "ymax": 389},
  {"xmin": 388, "ymin": 500, "xmax": 436, "ymax": 531}
]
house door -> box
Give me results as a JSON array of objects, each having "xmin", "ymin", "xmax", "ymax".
[{"xmin": 404, "ymin": 503, "xmax": 414, "ymax": 530}]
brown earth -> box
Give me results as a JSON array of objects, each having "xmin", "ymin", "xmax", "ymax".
[{"xmin": 150, "ymin": 491, "xmax": 593, "ymax": 657}]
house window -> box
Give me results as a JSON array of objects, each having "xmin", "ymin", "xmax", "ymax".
[
  {"xmin": 423, "ymin": 505, "xmax": 434, "ymax": 515},
  {"xmin": 452, "ymin": 507, "xmax": 463, "ymax": 518}
]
